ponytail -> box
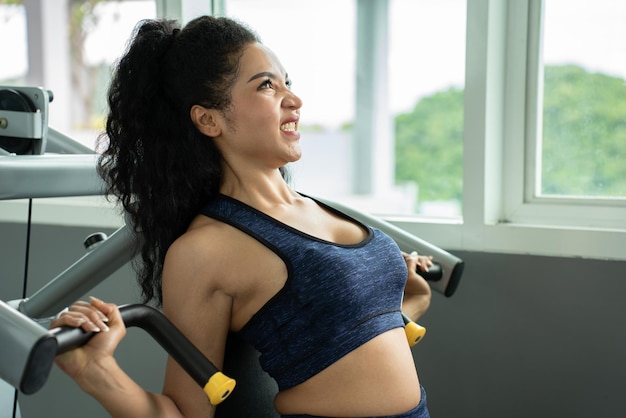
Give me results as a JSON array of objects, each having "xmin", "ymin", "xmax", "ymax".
[{"xmin": 97, "ymin": 16, "xmax": 259, "ymax": 305}]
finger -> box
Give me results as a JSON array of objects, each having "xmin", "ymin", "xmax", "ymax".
[
  {"xmin": 71, "ymin": 300, "xmax": 110, "ymax": 323},
  {"xmin": 65, "ymin": 302, "xmax": 109, "ymax": 332},
  {"xmin": 51, "ymin": 310, "xmax": 102, "ymax": 332},
  {"xmin": 416, "ymin": 256, "xmax": 432, "ymax": 272},
  {"xmin": 403, "ymin": 252, "xmax": 417, "ymax": 263},
  {"xmin": 89, "ymin": 296, "xmax": 122, "ymax": 329},
  {"xmin": 50, "ymin": 310, "xmax": 86, "ymax": 329},
  {"xmin": 88, "ymin": 296, "xmax": 114, "ymax": 316},
  {"xmin": 89, "ymin": 296, "xmax": 118, "ymax": 323}
]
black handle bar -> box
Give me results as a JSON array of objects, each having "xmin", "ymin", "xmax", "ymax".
[
  {"xmin": 49, "ymin": 304, "xmax": 235, "ymax": 405},
  {"xmin": 419, "ymin": 263, "xmax": 443, "ymax": 281}
]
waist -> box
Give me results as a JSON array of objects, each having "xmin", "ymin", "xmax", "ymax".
[
  {"xmin": 258, "ymin": 309, "xmax": 404, "ymax": 390},
  {"xmin": 280, "ymin": 385, "xmax": 429, "ymax": 418},
  {"xmin": 274, "ymin": 328, "xmax": 421, "ymax": 417}
]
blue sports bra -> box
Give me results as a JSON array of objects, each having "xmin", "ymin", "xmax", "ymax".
[{"xmin": 200, "ymin": 194, "xmax": 407, "ymax": 390}]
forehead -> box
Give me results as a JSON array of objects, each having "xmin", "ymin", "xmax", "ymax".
[{"xmin": 237, "ymin": 42, "xmax": 286, "ymax": 79}]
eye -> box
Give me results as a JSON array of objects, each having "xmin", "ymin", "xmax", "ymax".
[
  {"xmin": 259, "ymin": 78, "xmax": 273, "ymax": 90},
  {"xmin": 285, "ymin": 78, "xmax": 293, "ymax": 90}
]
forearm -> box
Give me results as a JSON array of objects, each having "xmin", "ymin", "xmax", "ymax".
[
  {"xmin": 401, "ymin": 251, "xmax": 433, "ymax": 322},
  {"xmin": 76, "ymin": 356, "xmax": 183, "ymax": 418},
  {"xmin": 402, "ymin": 292, "xmax": 431, "ymax": 322}
]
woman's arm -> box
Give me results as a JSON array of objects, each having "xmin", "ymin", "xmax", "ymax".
[
  {"xmin": 159, "ymin": 225, "xmax": 236, "ymax": 418},
  {"xmin": 51, "ymin": 225, "xmax": 234, "ymax": 418},
  {"xmin": 401, "ymin": 251, "xmax": 433, "ymax": 321},
  {"xmin": 52, "ymin": 297, "xmax": 184, "ymax": 418}
]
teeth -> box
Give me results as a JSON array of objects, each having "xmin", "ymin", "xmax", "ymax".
[{"xmin": 280, "ymin": 122, "xmax": 297, "ymax": 131}]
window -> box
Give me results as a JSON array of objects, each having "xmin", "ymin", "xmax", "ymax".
[
  {"xmin": 502, "ymin": 0, "xmax": 626, "ymax": 233},
  {"xmin": 0, "ymin": 2, "xmax": 28, "ymax": 84},
  {"xmin": 2, "ymin": 0, "xmax": 625, "ymax": 261},
  {"xmin": 538, "ymin": 0, "xmax": 626, "ymax": 200},
  {"xmin": 389, "ymin": 0, "xmax": 465, "ymax": 218},
  {"xmin": 0, "ymin": 0, "xmax": 157, "ymax": 149},
  {"xmin": 71, "ymin": 0, "xmax": 158, "ymax": 144},
  {"xmin": 226, "ymin": 0, "xmax": 466, "ymax": 218}
]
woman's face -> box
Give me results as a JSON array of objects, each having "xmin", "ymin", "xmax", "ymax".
[{"xmin": 217, "ymin": 42, "xmax": 304, "ymax": 170}]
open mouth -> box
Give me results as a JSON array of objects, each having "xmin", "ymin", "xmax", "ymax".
[{"xmin": 280, "ymin": 122, "xmax": 297, "ymax": 132}]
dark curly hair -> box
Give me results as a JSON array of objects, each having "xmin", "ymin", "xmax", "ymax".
[{"xmin": 97, "ymin": 16, "xmax": 260, "ymax": 306}]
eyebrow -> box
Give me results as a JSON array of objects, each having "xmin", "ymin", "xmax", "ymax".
[{"xmin": 247, "ymin": 71, "xmax": 289, "ymax": 83}]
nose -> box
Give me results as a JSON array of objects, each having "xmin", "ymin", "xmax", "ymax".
[{"xmin": 282, "ymin": 90, "xmax": 303, "ymax": 110}]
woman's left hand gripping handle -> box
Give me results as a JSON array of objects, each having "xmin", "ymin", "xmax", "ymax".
[{"xmin": 50, "ymin": 296, "xmax": 126, "ymax": 379}]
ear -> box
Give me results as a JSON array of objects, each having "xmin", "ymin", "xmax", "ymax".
[{"xmin": 190, "ymin": 105, "xmax": 222, "ymax": 138}]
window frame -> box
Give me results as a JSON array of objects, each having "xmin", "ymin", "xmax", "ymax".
[
  {"xmin": 503, "ymin": 0, "xmax": 626, "ymax": 229},
  {"xmin": 397, "ymin": 0, "xmax": 626, "ymax": 261}
]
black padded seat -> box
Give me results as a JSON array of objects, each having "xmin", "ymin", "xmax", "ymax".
[{"xmin": 216, "ymin": 333, "xmax": 279, "ymax": 417}]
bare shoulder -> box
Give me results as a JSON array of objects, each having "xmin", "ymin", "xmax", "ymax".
[
  {"xmin": 162, "ymin": 216, "xmax": 240, "ymax": 295},
  {"xmin": 161, "ymin": 214, "xmax": 241, "ymax": 325}
]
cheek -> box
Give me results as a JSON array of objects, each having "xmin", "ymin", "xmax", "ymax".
[{"xmin": 235, "ymin": 106, "xmax": 275, "ymax": 131}]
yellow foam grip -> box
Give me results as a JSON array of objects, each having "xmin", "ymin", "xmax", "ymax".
[
  {"xmin": 404, "ymin": 321, "xmax": 426, "ymax": 347},
  {"xmin": 203, "ymin": 372, "xmax": 236, "ymax": 405}
]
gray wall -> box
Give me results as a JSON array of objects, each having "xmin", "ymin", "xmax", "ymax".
[
  {"xmin": 1, "ymin": 222, "xmax": 625, "ymax": 417},
  {"xmin": 418, "ymin": 251, "xmax": 626, "ymax": 418}
]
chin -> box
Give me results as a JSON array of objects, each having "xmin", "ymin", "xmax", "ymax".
[{"xmin": 287, "ymin": 145, "xmax": 303, "ymax": 163}]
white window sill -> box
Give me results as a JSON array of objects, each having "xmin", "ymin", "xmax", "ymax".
[
  {"xmin": 2, "ymin": 197, "xmax": 623, "ymax": 262},
  {"xmin": 390, "ymin": 217, "xmax": 626, "ymax": 262}
]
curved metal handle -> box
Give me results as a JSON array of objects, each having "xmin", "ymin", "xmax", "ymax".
[
  {"xmin": 402, "ymin": 312, "xmax": 426, "ymax": 347},
  {"xmin": 50, "ymin": 304, "xmax": 235, "ymax": 405}
]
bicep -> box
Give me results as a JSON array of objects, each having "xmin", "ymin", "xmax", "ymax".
[{"xmin": 160, "ymin": 239, "xmax": 233, "ymax": 417}]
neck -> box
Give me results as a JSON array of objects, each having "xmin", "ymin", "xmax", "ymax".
[{"xmin": 219, "ymin": 165, "xmax": 298, "ymax": 209}]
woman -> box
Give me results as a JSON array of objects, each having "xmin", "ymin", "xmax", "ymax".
[{"xmin": 51, "ymin": 15, "xmax": 433, "ymax": 418}]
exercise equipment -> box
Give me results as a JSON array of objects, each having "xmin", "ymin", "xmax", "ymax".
[
  {"xmin": 0, "ymin": 86, "xmax": 51, "ymax": 155},
  {"xmin": 217, "ymin": 333, "xmax": 278, "ymax": 418},
  {"xmin": 1, "ymin": 302, "xmax": 234, "ymax": 405},
  {"xmin": 52, "ymin": 304, "xmax": 235, "ymax": 405},
  {"xmin": 402, "ymin": 312, "xmax": 426, "ymax": 347},
  {"xmin": 1, "ymin": 85, "xmax": 464, "ymax": 416}
]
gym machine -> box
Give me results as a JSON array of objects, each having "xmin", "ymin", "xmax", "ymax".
[{"xmin": 0, "ymin": 85, "xmax": 464, "ymax": 416}]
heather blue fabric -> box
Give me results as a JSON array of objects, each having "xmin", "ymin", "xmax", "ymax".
[
  {"xmin": 200, "ymin": 194, "xmax": 408, "ymax": 390},
  {"xmin": 280, "ymin": 385, "xmax": 430, "ymax": 418}
]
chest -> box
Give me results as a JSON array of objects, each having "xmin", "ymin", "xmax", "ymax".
[{"xmin": 268, "ymin": 201, "xmax": 369, "ymax": 246}]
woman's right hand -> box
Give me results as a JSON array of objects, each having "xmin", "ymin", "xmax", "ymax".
[{"xmin": 50, "ymin": 296, "xmax": 126, "ymax": 380}]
